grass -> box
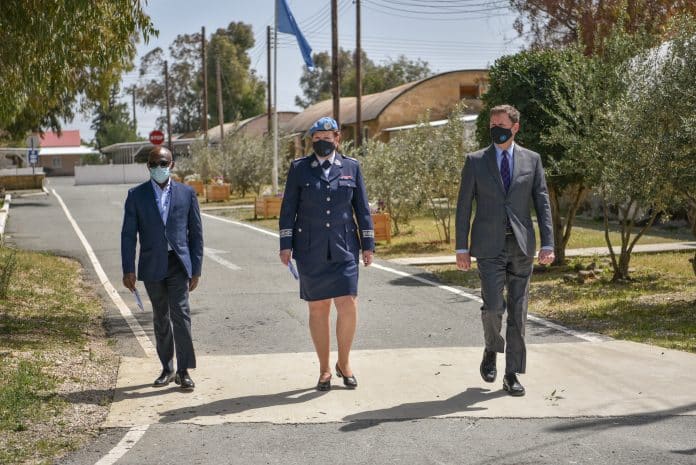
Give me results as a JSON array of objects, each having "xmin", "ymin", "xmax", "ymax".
[
  {"xmin": 426, "ymin": 251, "xmax": 696, "ymax": 353},
  {"xmin": 216, "ymin": 208, "xmax": 280, "ymax": 231},
  {"xmin": 198, "ymin": 193, "xmax": 257, "ymax": 207},
  {"xmin": 375, "ymin": 214, "xmax": 693, "ymax": 258},
  {"xmin": 0, "ymin": 248, "xmax": 109, "ymax": 465},
  {"xmin": 211, "ymin": 208, "xmax": 693, "ymax": 260}
]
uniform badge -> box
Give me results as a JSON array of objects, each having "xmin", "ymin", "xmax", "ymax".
[
  {"xmin": 311, "ymin": 160, "xmax": 319, "ymax": 168},
  {"xmin": 340, "ymin": 175, "xmax": 353, "ymax": 180},
  {"xmin": 323, "ymin": 121, "xmax": 333, "ymax": 130}
]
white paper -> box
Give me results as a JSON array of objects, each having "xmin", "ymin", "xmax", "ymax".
[
  {"xmin": 287, "ymin": 260, "xmax": 299, "ymax": 280},
  {"xmin": 132, "ymin": 288, "xmax": 145, "ymax": 311}
]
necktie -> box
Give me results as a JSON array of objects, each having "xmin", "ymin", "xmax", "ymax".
[
  {"xmin": 500, "ymin": 150, "xmax": 511, "ymax": 192},
  {"xmin": 321, "ymin": 160, "xmax": 331, "ymax": 170}
]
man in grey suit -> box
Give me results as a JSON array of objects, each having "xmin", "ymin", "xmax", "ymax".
[{"xmin": 456, "ymin": 104, "xmax": 554, "ymax": 396}]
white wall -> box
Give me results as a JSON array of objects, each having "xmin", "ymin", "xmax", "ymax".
[
  {"xmin": 0, "ymin": 167, "xmax": 45, "ymax": 176},
  {"xmin": 74, "ymin": 164, "xmax": 150, "ymax": 186}
]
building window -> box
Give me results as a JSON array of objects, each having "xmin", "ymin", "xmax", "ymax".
[
  {"xmin": 460, "ymin": 85, "xmax": 480, "ymax": 99},
  {"xmin": 52, "ymin": 157, "xmax": 62, "ymax": 168}
]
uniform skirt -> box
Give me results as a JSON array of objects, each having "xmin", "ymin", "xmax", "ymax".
[{"xmin": 296, "ymin": 245, "xmax": 359, "ymax": 301}]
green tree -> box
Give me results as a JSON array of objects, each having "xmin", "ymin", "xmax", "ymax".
[
  {"xmin": 296, "ymin": 49, "xmax": 432, "ymax": 108},
  {"xmin": 207, "ymin": 23, "xmax": 266, "ymax": 126},
  {"xmin": 627, "ymin": 15, "xmax": 696, "ymax": 276},
  {"xmin": 353, "ymin": 138, "xmax": 422, "ymax": 235},
  {"xmin": 546, "ymin": 26, "xmax": 671, "ymax": 281},
  {"xmin": 90, "ymin": 85, "xmax": 140, "ymax": 149},
  {"xmin": 220, "ymin": 133, "xmax": 273, "ymax": 198},
  {"xmin": 136, "ymin": 22, "xmax": 265, "ymax": 134},
  {"xmin": 0, "ymin": 0, "xmax": 155, "ymax": 139},
  {"xmin": 475, "ymin": 48, "xmax": 587, "ymax": 265},
  {"xmin": 137, "ymin": 32, "xmax": 204, "ymax": 134}
]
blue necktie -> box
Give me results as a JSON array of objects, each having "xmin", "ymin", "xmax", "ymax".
[{"xmin": 500, "ymin": 150, "xmax": 511, "ymax": 192}]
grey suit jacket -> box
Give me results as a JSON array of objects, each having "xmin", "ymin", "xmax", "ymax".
[{"xmin": 455, "ymin": 144, "xmax": 554, "ymax": 258}]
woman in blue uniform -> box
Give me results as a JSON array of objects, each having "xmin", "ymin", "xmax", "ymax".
[{"xmin": 279, "ymin": 117, "xmax": 375, "ymax": 391}]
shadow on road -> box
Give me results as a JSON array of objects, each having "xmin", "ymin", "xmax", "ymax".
[
  {"xmin": 339, "ymin": 387, "xmax": 506, "ymax": 432},
  {"xmin": 158, "ymin": 388, "xmax": 327, "ymax": 423},
  {"xmin": 545, "ymin": 402, "xmax": 696, "ymax": 433}
]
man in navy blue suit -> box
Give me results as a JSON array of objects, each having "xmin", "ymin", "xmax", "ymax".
[{"xmin": 121, "ymin": 146, "xmax": 203, "ymax": 390}]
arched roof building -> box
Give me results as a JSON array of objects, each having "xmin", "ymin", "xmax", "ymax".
[{"xmin": 285, "ymin": 69, "xmax": 488, "ymax": 148}]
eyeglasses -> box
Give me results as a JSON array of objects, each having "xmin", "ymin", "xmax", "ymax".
[{"xmin": 148, "ymin": 160, "xmax": 171, "ymax": 168}]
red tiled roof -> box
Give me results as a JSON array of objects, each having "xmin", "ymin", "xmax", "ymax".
[{"xmin": 40, "ymin": 130, "xmax": 81, "ymax": 147}]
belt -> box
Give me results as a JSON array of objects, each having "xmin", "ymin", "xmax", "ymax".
[{"xmin": 297, "ymin": 217, "xmax": 354, "ymax": 227}]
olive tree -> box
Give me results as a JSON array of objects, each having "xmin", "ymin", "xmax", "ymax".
[{"xmin": 547, "ymin": 26, "xmax": 678, "ymax": 281}]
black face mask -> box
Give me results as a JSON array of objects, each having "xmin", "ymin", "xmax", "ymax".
[
  {"xmin": 490, "ymin": 126, "xmax": 513, "ymax": 145},
  {"xmin": 313, "ymin": 139, "xmax": 335, "ymax": 157}
]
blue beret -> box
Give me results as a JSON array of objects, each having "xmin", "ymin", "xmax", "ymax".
[{"xmin": 308, "ymin": 117, "xmax": 339, "ymax": 135}]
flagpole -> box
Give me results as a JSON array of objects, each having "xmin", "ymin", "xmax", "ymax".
[{"xmin": 272, "ymin": 0, "xmax": 279, "ymax": 195}]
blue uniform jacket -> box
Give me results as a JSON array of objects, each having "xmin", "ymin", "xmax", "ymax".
[
  {"xmin": 121, "ymin": 180, "xmax": 203, "ymax": 281},
  {"xmin": 279, "ymin": 153, "xmax": 375, "ymax": 261}
]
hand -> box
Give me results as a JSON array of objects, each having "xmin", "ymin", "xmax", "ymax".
[
  {"xmin": 279, "ymin": 249, "xmax": 291, "ymax": 266},
  {"xmin": 456, "ymin": 252, "xmax": 472, "ymax": 271},
  {"xmin": 362, "ymin": 250, "xmax": 374, "ymax": 267},
  {"xmin": 538, "ymin": 249, "xmax": 555, "ymax": 265},
  {"xmin": 122, "ymin": 273, "xmax": 136, "ymax": 292},
  {"xmin": 189, "ymin": 275, "xmax": 200, "ymax": 292}
]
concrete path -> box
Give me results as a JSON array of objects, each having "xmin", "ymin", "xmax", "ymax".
[
  {"xmin": 391, "ymin": 242, "xmax": 696, "ymax": 266},
  {"xmin": 5, "ymin": 178, "xmax": 695, "ymax": 465},
  {"xmin": 107, "ymin": 341, "xmax": 695, "ymax": 427}
]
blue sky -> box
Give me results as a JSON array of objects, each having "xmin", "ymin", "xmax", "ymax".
[{"xmin": 73, "ymin": 0, "xmax": 525, "ymax": 142}]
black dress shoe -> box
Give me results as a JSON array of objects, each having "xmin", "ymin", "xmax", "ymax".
[
  {"xmin": 316, "ymin": 374, "xmax": 332, "ymax": 391},
  {"xmin": 335, "ymin": 363, "xmax": 358, "ymax": 389},
  {"xmin": 503, "ymin": 373, "xmax": 525, "ymax": 396},
  {"xmin": 175, "ymin": 371, "xmax": 195, "ymax": 390},
  {"xmin": 153, "ymin": 370, "xmax": 175, "ymax": 387},
  {"xmin": 480, "ymin": 350, "xmax": 497, "ymax": 383}
]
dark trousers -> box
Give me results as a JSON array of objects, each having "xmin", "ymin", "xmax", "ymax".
[
  {"xmin": 477, "ymin": 234, "xmax": 534, "ymax": 374},
  {"xmin": 144, "ymin": 252, "xmax": 196, "ymax": 372}
]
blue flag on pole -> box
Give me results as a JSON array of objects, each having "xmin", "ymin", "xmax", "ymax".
[{"xmin": 277, "ymin": 0, "xmax": 314, "ymax": 68}]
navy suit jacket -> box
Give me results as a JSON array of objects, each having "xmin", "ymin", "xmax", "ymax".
[
  {"xmin": 121, "ymin": 180, "xmax": 203, "ymax": 281},
  {"xmin": 279, "ymin": 153, "xmax": 375, "ymax": 263}
]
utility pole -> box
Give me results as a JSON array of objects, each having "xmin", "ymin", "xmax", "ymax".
[
  {"xmin": 331, "ymin": 0, "xmax": 340, "ymax": 124},
  {"xmin": 216, "ymin": 57, "xmax": 224, "ymax": 143},
  {"xmin": 201, "ymin": 26, "xmax": 209, "ymax": 143},
  {"xmin": 355, "ymin": 0, "xmax": 362, "ymax": 147},
  {"xmin": 267, "ymin": 25, "xmax": 272, "ymax": 136},
  {"xmin": 130, "ymin": 86, "xmax": 137, "ymax": 132},
  {"xmin": 272, "ymin": 0, "xmax": 279, "ymax": 194},
  {"xmin": 164, "ymin": 60, "xmax": 173, "ymax": 154}
]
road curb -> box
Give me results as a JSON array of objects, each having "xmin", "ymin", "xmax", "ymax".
[{"xmin": 0, "ymin": 193, "xmax": 11, "ymax": 239}]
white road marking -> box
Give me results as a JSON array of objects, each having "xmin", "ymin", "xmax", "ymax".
[
  {"xmin": 202, "ymin": 212, "xmax": 278, "ymax": 237},
  {"xmin": 52, "ymin": 189, "xmax": 156, "ymax": 356},
  {"xmin": 204, "ymin": 247, "xmax": 241, "ymax": 270},
  {"xmin": 371, "ymin": 262, "xmax": 482, "ymax": 302},
  {"xmin": 93, "ymin": 424, "xmax": 149, "ymax": 465},
  {"xmin": 371, "ymin": 262, "xmax": 606, "ymax": 343}
]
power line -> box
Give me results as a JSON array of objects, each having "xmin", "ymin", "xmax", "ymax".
[{"xmin": 362, "ymin": 0, "xmax": 511, "ymax": 21}]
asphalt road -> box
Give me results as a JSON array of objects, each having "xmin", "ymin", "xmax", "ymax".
[{"xmin": 5, "ymin": 177, "xmax": 695, "ymax": 465}]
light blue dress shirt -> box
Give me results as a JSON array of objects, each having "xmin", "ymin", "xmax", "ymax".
[{"xmin": 151, "ymin": 179, "xmax": 173, "ymax": 251}]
